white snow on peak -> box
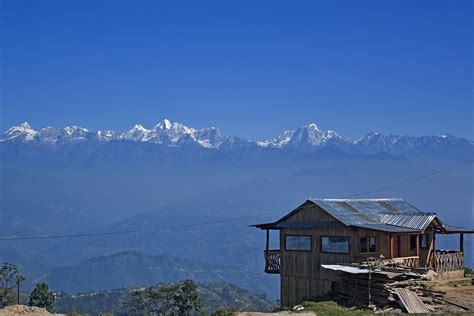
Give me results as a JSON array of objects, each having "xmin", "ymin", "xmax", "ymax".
[
  {"xmin": 257, "ymin": 123, "xmax": 348, "ymax": 148},
  {"xmin": 156, "ymin": 119, "xmax": 172, "ymax": 130},
  {"xmin": 306, "ymin": 123, "xmax": 320, "ymax": 131},
  {"xmin": 1, "ymin": 122, "xmax": 37, "ymax": 142}
]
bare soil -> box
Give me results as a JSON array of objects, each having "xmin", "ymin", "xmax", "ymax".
[
  {"xmin": 0, "ymin": 305, "xmax": 63, "ymax": 316},
  {"xmin": 434, "ymin": 285, "xmax": 474, "ymax": 312}
]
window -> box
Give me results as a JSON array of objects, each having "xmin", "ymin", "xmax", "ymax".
[
  {"xmin": 360, "ymin": 237, "xmax": 376, "ymax": 253},
  {"xmin": 285, "ymin": 235, "xmax": 311, "ymax": 251},
  {"xmin": 410, "ymin": 234, "xmax": 429, "ymax": 250},
  {"xmin": 410, "ymin": 235, "xmax": 416, "ymax": 250},
  {"xmin": 421, "ymin": 234, "xmax": 429, "ymax": 249},
  {"xmin": 321, "ymin": 236, "xmax": 350, "ymax": 254}
]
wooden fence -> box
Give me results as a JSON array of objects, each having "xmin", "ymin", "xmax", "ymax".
[
  {"xmin": 392, "ymin": 256, "xmax": 419, "ymax": 268},
  {"xmin": 435, "ymin": 252, "xmax": 464, "ymax": 273}
]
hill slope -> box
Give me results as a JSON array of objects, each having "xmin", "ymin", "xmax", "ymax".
[
  {"xmin": 53, "ymin": 282, "xmax": 275, "ymax": 315},
  {"xmin": 34, "ymin": 251, "xmax": 278, "ymax": 297}
]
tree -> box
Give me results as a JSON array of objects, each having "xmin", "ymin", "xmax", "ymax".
[
  {"xmin": 0, "ymin": 263, "xmax": 19, "ymax": 307},
  {"xmin": 29, "ymin": 283, "xmax": 54, "ymax": 311},
  {"xmin": 126, "ymin": 287, "xmax": 161, "ymax": 314},
  {"xmin": 127, "ymin": 280, "xmax": 202, "ymax": 315}
]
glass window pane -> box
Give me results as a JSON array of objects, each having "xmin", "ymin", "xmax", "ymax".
[
  {"xmin": 285, "ymin": 235, "xmax": 311, "ymax": 251},
  {"xmin": 410, "ymin": 235, "xmax": 417, "ymax": 250},
  {"xmin": 360, "ymin": 237, "xmax": 368, "ymax": 253},
  {"xmin": 321, "ymin": 236, "xmax": 350, "ymax": 254},
  {"xmin": 421, "ymin": 234, "xmax": 428, "ymax": 249},
  {"xmin": 369, "ymin": 237, "xmax": 377, "ymax": 252}
]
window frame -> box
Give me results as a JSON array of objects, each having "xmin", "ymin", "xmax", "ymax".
[
  {"xmin": 359, "ymin": 236, "xmax": 377, "ymax": 253},
  {"xmin": 284, "ymin": 235, "xmax": 312, "ymax": 252},
  {"xmin": 320, "ymin": 235, "xmax": 351, "ymax": 254}
]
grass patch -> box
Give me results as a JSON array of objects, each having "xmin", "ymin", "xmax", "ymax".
[{"xmin": 300, "ymin": 301, "xmax": 374, "ymax": 316}]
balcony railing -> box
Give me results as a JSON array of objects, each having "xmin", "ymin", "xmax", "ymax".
[
  {"xmin": 391, "ymin": 256, "xmax": 419, "ymax": 268},
  {"xmin": 264, "ymin": 250, "xmax": 281, "ymax": 274},
  {"xmin": 435, "ymin": 251, "xmax": 464, "ymax": 273}
]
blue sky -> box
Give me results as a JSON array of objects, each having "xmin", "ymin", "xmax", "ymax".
[{"xmin": 2, "ymin": 0, "xmax": 472, "ymax": 140}]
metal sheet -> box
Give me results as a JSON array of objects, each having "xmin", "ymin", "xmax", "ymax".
[
  {"xmin": 395, "ymin": 288, "xmax": 431, "ymax": 314},
  {"xmin": 351, "ymin": 223, "xmax": 421, "ymax": 233},
  {"xmin": 314, "ymin": 200, "xmax": 366, "ymax": 225},
  {"xmin": 321, "ymin": 264, "xmax": 370, "ymax": 274},
  {"xmin": 378, "ymin": 213, "xmax": 436, "ymax": 230}
]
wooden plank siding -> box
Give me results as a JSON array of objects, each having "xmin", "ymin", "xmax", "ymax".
[{"xmin": 278, "ymin": 204, "xmax": 435, "ymax": 307}]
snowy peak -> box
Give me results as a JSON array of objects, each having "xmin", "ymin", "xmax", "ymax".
[
  {"xmin": 1, "ymin": 120, "xmax": 471, "ymax": 152},
  {"xmin": 1, "ymin": 122, "xmax": 37, "ymax": 142},
  {"xmin": 155, "ymin": 119, "xmax": 172, "ymax": 130},
  {"xmin": 258, "ymin": 123, "xmax": 346, "ymax": 148}
]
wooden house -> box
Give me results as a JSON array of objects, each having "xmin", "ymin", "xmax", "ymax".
[{"xmin": 253, "ymin": 198, "xmax": 472, "ymax": 307}]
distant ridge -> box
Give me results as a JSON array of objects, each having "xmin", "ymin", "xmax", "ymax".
[{"xmin": 1, "ymin": 119, "xmax": 471, "ymax": 153}]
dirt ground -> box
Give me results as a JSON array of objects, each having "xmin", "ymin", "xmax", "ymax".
[
  {"xmin": 0, "ymin": 305, "xmax": 64, "ymax": 316},
  {"xmin": 236, "ymin": 313, "xmax": 316, "ymax": 316},
  {"xmin": 434, "ymin": 285, "xmax": 474, "ymax": 312}
]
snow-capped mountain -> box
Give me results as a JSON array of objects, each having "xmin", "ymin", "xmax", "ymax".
[
  {"xmin": 0, "ymin": 119, "xmax": 231, "ymax": 149},
  {"xmin": 0, "ymin": 120, "xmax": 471, "ymax": 155},
  {"xmin": 1, "ymin": 122, "xmax": 37, "ymax": 142},
  {"xmin": 257, "ymin": 123, "xmax": 349, "ymax": 149}
]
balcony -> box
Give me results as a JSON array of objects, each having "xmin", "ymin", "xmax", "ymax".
[{"xmin": 264, "ymin": 250, "xmax": 281, "ymax": 274}]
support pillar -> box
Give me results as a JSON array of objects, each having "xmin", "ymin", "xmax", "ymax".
[
  {"xmin": 265, "ymin": 229, "xmax": 269, "ymax": 251},
  {"xmin": 433, "ymin": 230, "xmax": 437, "ymax": 271},
  {"xmin": 389, "ymin": 235, "xmax": 394, "ymax": 258},
  {"xmin": 416, "ymin": 234, "xmax": 420, "ymax": 267},
  {"xmin": 460, "ymin": 233, "xmax": 464, "ymax": 253}
]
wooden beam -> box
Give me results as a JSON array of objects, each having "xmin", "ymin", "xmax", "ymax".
[
  {"xmin": 433, "ymin": 230, "xmax": 437, "ymax": 271},
  {"xmin": 397, "ymin": 235, "xmax": 401, "ymax": 257},
  {"xmin": 266, "ymin": 229, "xmax": 269, "ymax": 251},
  {"xmin": 389, "ymin": 235, "xmax": 394, "ymax": 258},
  {"xmin": 460, "ymin": 233, "xmax": 464, "ymax": 253},
  {"xmin": 416, "ymin": 234, "xmax": 420, "ymax": 267}
]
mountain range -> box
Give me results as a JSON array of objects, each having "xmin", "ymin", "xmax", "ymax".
[
  {"xmin": 1, "ymin": 119, "xmax": 472, "ymax": 300},
  {"xmin": 1, "ymin": 120, "xmax": 471, "ymax": 154}
]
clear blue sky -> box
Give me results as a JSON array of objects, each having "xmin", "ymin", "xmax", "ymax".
[{"xmin": 2, "ymin": 0, "xmax": 472, "ymax": 140}]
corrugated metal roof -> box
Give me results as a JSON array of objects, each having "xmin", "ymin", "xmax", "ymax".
[
  {"xmin": 310, "ymin": 199, "xmax": 437, "ymax": 232},
  {"xmin": 253, "ymin": 198, "xmax": 444, "ymax": 233},
  {"xmin": 377, "ymin": 213, "xmax": 437, "ymax": 230},
  {"xmin": 351, "ymin": 223, "xmax": 422, "ymax": 233}
]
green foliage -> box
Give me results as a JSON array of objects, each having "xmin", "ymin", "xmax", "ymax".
[
  {"xmin": 54, "ymin": 283, "xmax": 274, "ymax": 314},
  {"xmin": 127, "ymin": 279, "xmax": 202, "ymax": 315},
  {"xmin": 465, "ymin": 267, "xmax": 473, "ymax": 277},
  {"xmin": 0, "ymin": 263, "xmax": 19, "ymax": 307},
  {"xmin": 29, "ymin": 283, "xmax": 55, "ymax": 311}
]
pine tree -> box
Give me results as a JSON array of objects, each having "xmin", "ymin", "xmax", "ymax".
[
  {"xmin": 0, "ymin": 263, "xmax": 19, "ymax": 307},
  {"xmin": 29, "ymin": 283, "xmax": 54, "ymax": 311}
]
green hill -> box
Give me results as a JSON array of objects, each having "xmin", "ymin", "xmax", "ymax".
[{"xmin": 53, "ymin": 282, "xmax": 275, "ymax": 314}]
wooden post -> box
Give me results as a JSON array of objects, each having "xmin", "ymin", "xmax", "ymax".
[
  {"xmin": 460, "ymin": 233, "xmax": 464, "ymax": 253},
  {"xmin": 389, "ymin": 235, "xmax": 394, "ymax": 258},
  {"xmin": 397, "ymin": 235, "xmax": 401, "ymax": 257},
  {"xmin": 266, "ymin": 229, "xmax": 269, "ymax": 251},
  {"xmin": 433, "ymin": 230, "xmax": 437, "ymax": 271},
  {"xmin": 416, "ymin": 234, "xmax": 420, "ymax": 267}
]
